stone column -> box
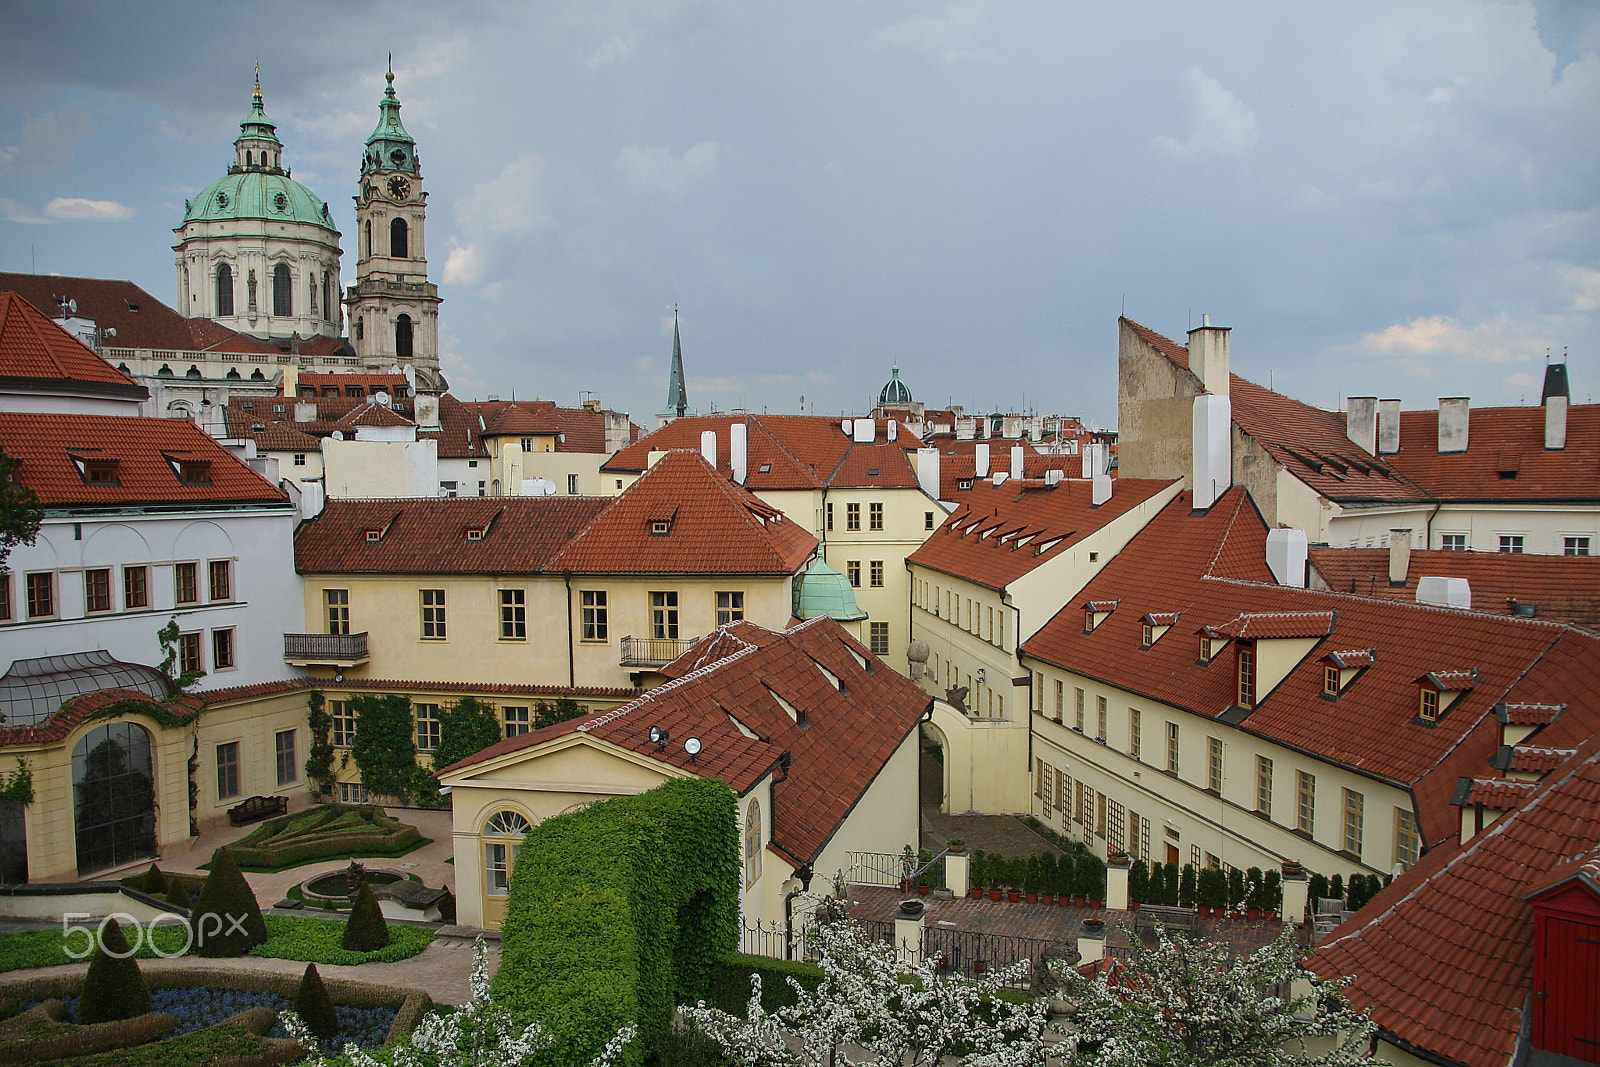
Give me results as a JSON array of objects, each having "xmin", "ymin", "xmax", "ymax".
[
  {"xmin": 946, "ymin": 851, "xmax": 969, "ymax": 898},
  {"xmin": 1105, "ymin": 854, "xmax": 1131, "ymax": 911},
  {"xmin": 894, "ymin": 900, "xmax": 926, "ymax": 966},
  {"xmin": 1076, "ymin": 918, "xmax": 1106, "ymax": 965},
  {"xmin": 1281, "ymin": 862, "xmax": 1310, "ymax": 925}
]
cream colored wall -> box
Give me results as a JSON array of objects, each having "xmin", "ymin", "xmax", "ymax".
[
  {"xmin": 1411, "ymin": 502, "xmax": 1598, "ymax": 555},
  {"xmin": 194, "ymin": 690, "xmax": 315, "ymax": 832},
  {"xmin": 322, "ymin": 438, "xmax": 437, "ymax": 498},
  {"xmin": 265, "ymin": 448, "xmax": 325, "ymax": 487},
  {"xmin": 909, "ymin": 571, "xmax": 1017, "ymax": 719},
  {"xmin": 924, "ymin": 701, "xmax": 1031, "ymax": 814},
  {"xmin": 488, "ymin": 437, "xmax": 613, "ymax": 497},
  {"xmin": 820, "ymin": 486, "xmax": 938, "ymax": 667},
  {"xmin": 1116, "ymin": 320, "xmax": 1199, "ymax": 484},
  {"xmin": 811, "ymin": 730, "xmax": 922, "ymax": 888},
  {"xmin": 1253, "ymin": 637, "xmax": 1321, "ymax": 701},
  {"xmin": 1023, "ymin": 659, "xmax": 1413, "ymax": 879}
]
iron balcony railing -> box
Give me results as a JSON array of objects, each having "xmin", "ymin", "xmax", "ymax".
[
  {"xmin": 283, "ymin": 632, "xmax": 369, "ymax": 663},
  {"xmin": 619, "ymin": 635, "xmax": 698, "ymax": 668}
]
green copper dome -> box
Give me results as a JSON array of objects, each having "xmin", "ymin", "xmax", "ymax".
[
  {"xmin": 182, "ymin": 171, "xmax": 336, "ymax": 230},
  {"xmin": 362, "ymin": 70, "xmax": 419, "ymax": 176},
  {"xmin": 793, "ymin": 557, "xmax": 869, "ymax": 622},
  {"xmin": 877, "ymin": 364, "xmax": 913, "ymax": 406}
]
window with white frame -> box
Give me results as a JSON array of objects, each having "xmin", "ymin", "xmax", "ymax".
[
  {"xmin": 745, "ymin": 798, "xmax": 763, "ymax": 887},
  {"xmin": 484, "ymin": 810, "xmax": 532, "ymax": 896},
  {"xmin": 415, "ymin": 703, "xmax": 441, "ymax": 751},
  {"xmin": 331, "ymin": 700, "xmax": 355, "ymax": 747}
]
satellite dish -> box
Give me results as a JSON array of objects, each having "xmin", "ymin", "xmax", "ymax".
[{"xmin": 684, "ymin": 737, "xmax": 702, "ymax": 757}]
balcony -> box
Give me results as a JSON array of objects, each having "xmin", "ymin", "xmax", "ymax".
[
  {"xmin": 283, "ymin": 632, "xmax": 369, "ymax": 667},
  {"xmin": 619, "ymin": 635, "xmax": 699, "ymax": 668}
]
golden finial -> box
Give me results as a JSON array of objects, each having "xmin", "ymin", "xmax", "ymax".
[{"xmin": 253, "ymin": 59, "xmax": 262, "ymax": 101}]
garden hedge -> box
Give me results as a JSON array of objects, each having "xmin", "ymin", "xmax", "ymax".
[
  {"xmin": 703, "ymin": 954, "xmax": 825, "ymax": 1017},
  {"xmin": 193, "ymin": 851, "xmax": 267, "ymax": 958},
  {"xmin": 223, "ymin": 805, "xmax": 422, "ymax": 871},
  {"xmin": 492, "ymin": 776, "xmax": 740, "ymax": 1066},
  {"xmin": 0, "ymin": 998, "xmax": 178, "ymax": 1064}
]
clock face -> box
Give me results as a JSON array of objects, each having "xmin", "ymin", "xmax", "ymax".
[{"xmin": 388, "ymin": 175, "xmax": 411, "ymax": 199}]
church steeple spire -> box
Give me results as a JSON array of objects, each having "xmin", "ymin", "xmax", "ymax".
[{"xmin": 657, "ymin": 308, "xmax": 696, "ymax": 427}]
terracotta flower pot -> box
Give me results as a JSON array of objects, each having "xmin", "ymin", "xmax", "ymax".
[
  {"xmin": 1074, "ymin": 896, "xmax": 1087, "ymax": 907},
  {"xmin": 1267, "ymin": 910, "xmax": 1279, "ymax": 923},
  {"xmin": 969, "ymin": 888, "xmax": 982, "ymax": 900},
  {"xmin": 919, "ymin": 884, "xmax": 931, "ymax": 896},
  {"xmin": 1026, "ymin": 892, "xmax": 1038, "ymax": 904},
  {"xmin": 1090, "ymin": 899, "xmax": 1104, "ymax": 910},
  {"xmin": 1129, "ymin": 901, "xmax": 1141, "ymax": 911},
  {"xmin": 1007, "ymin": 889, "xmax": 1021, "ymax": 903},
  {"xmin": 1058, "ymin": 894, "xmax": 1072, "ymax": 907},
  {"xmin": 1040, "ymin": 894, "xmax": 1055, "ymax": 906},
  {"xmin": 1247, "ymin": 907, "xmax": 1261, "ymax": 921},
  {"xmin": 989, "ymin": 889, "xmax": 1002, "ymax": 902}
]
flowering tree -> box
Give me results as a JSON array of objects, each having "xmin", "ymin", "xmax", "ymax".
[
  {"xmin": 1059, "ymin": 924, "xmax": 1382, "ymax": 1067},
  {"xmin": 283, "ymin": 937, "xmax": 635, "ymax": 1067},
  {"xmin": 682, "ymin": 919, "xmax": 1051, "ymax": 1066}
]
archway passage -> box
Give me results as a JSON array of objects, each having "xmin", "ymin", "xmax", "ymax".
[
  {"xmin": 73, "ymin": 722, "xmax": 156, "ymax": 876},
  {"xmin": 920, "ymin": 721, "xmax": 949, "ymax": 815}
]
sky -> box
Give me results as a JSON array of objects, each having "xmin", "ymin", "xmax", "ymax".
[{"xmin": 0, "ymin": 1, "xmax": 1596, "ymax": 430}]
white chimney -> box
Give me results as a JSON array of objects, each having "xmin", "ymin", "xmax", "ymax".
[
  {"xmin": 730, "ymin": 422, "xmax": 748, "ymax": 485},
  {"xmin": 992, "ymin": 471, "xmax": 1008, "ymax": 486},
  {"xmin": 700, "ymin": 430, "xmax": 718, "ymax": 468},
  {"xmin": 1092, "ymin": 473, "xmax": 1112, "ymax": 505},
  {"xmin": 956, "ymin": 416, "xmax": 976, "ymax": 440},
  {"xmin": 295, "ymin": 401, "xmax": 317, "ymax": 423},
  {"xmin": 1187, "ymin": 315, "xmax": 1231, "ymax": 397},
  {"xmin": 1546, "ymin": 395, "xmax": 1568, "ymax": 451},
  {"xmin": 1417, "ymin": 576, "xmax": 1471, "ymax": 610},
  {"xmin": 841, "ymin": 419, "xmax": 853, "ymax": 437},
  {"xmin": 1010, "ymin": 446, "xmax": 1024, "ymax": 481},
  {"xmin": 1265, "ymin": 528, "xmax": 1308, "ymax": 587},
  {"xmin": 1438, "ymin": 398, "xmax": 1470, "ymax": 454},
  {"xmin": 975, "ymin": 443, "xmax": 990, "ymax": 478},
  {"xmin": 1388, "ymin": 529, "xmax": 1413, "ymax": 586},
  {"xmin": 854, "ymin": 418, "xmax": 876, "ymax": 443},
  {"xmin": 1003, "ymin": 415, "xmax": 1023, "ymax": 439},
  {"xmin": 1081, "ymin": 443, "xmax": 1094, "ymax": 479},
  {"xmin": 1377, "ymin": 399, "xmax": 1401, "ymax": 454},
  {"xmin": 1347, "ymin": 397, "xmax": 1378, "ymax": 455},
  {"xmin": 1045, "ymin": 468, "xmax": 1063, "ymax": 486},
  {"xmin": 1192, "ymin": 393, "xmax": 1232, "ymax": 509},
  {"xmin": 916, "ymin": 447, "xmax": 940, "ymax": 499},
  {"xmin": 887, "ymin": 419, "xmax": 899, "ymax": 442},
  {"xmin": 299, "ymin": 479, "xmax": 326, "ymax": 520}
]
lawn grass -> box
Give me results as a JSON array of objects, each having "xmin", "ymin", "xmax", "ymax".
[{"xmin": 51, "ymin": 1017, "xmax": 280, "ymax": 1067}]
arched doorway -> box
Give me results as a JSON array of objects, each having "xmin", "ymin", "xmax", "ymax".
[
  {"xmin": 73, "ymin": 722, "xmax": 155, "ymax": 876},
  {"xmin": 482, "ymin": 808, "xmax": 532, "ymax": 927},
  {"xmin": 919, "ymin": 722, "xmax": 950, "ymax": 815}
]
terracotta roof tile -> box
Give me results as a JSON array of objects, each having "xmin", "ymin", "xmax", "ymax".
[
  {"xmin": 469, "ymin": 399, "xmax": 639, "ymax": 454},
  {"xmin": 1325, "ymin": 648, "xmax": 1377, "ymax": 668},
  {"xmin": 0, "ymin": 292, "xmax": 143, "ymax": 389},
  {"xmin": 0, "ymin": 412, "xmax": 289, "ymax": 508},
  {"xmin": 332, "ymin": 401, "xmax": 414, "ymax": 429},
  {"xmin": 1464, "ymin": 777, "xmax": 1540, "ymax": 808},
  {"xmin": 1498, "ymin": 702, "xmax": 1564, "ymax": 726},
  {"xmin": 1504, "ymin": 745, "xmax": 1576, "ymax": 774},
  {"xmin": 1388, "ymin": 405, "xmax": 1600, "ymax": 501},
  {"xmin": 0, "ymin": 273, "xmax": 278, "ymax": 356},
  {"xmin": 1211, "ymin": 611, "xmax": 1336, "ymax": 639},
  {"xmin": 294, "ymin": 373, "xmax": 410, "ymax": 396}
]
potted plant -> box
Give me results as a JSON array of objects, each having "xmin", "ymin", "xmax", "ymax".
[
  {"xmin": 1309, "ymin": 871, "xmax": 1329, "ymax": 904},
  {"xmin": 969, "ymin": 849, "xmax": 987, "ymax": 899},
  {"xmin": 1245, "ymin": 867, "xmax": 1265, "ymax": 920},
  {"xmin": 988, "ymin": 853, "xmax": 1004, "ymax": 902},
  {"xmin": 918, "ymin": 848, "xmax": 934, "ymax": 896},
  {"xmin": 1038, "ymin": 852, "xmax": 1057, "ymax": 906},
  {"xmin": 1228, "ymin": 867, "xmax": 1247, "ymax": 918},
  {"xmin": 1083, "ymin": 854, "xmax": 1106, "ymax": 909},
  {"xmin": 1071, "ymin": 852, "xmax": 1089, "ymax": 907},
  {"xmin": 1024, "ymin": 854, "xmax": 1042, "ymax": 904},
  {"xmin": 900, "ymin": 844, "xmax": 916, "ymax": 894},
  {"xmin": 1005, "ymin": 857, "xmax": 1023, "ymax": 903},
  {"xmin": 1264, "ymin": 869, "xmax": 1283, "ymax": 921},
  {"xmin": 1127, "ymin": 859, "xmax": 1148, "ymax": 910},
  {"xmin": 1329, "ymin": 873, "xmax": 1345, "ymax": 908},
  {"xmin": 1179, "ymin": 864, "xmax": 1198, "ymax": 910},
  {"xmin": 946, "ymin": 837, "xmax": 966, "ymax": 854},
  {"xmin": 1055, "ymin": 852, "xmax": 1074, "ymax": 906}
]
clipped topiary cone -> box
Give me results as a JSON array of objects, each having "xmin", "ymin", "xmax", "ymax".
[
  {"xmin": 135, "ymin": 862, "xmax": 164, "ymax": 893},
  {"xmin": 436, "ymin": 888, "xmax": 456, "ymax": 924},
  {"xmin": 165, "ymin": 875, "xmax": 192, "ymax": 912},
  {"xmin": 193, "ymin": 848, "xmax": 268, "ymax": 957},
  {"xmin": 341, "ymin": 883, "xmax": 389, "ymax": 952},
  {"xmin": 292, "ymin": 961, "xmax": 339, "ymax": 1041},
  {"xmin": 78, "ymin": 919, "xmax": 152, "ymax": 1024}
]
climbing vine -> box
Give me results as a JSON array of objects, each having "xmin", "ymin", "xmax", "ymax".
[
  {"xmin": 349, "ymin": 694, "xmax": 429, "ymax": 803},
  {"xmin": 82, "ymin": 698, "xmax": 199, "ymax": 731},
  {"xmin": 304, "ymin": 691, "xmax": 336, "ymax": 800},
  {"xmin": 157, "ymin": 616, "xmax": 204, "ymax": 692},
  {"xmin": 0, "ymin": 759, "xmax": 34, "ymax": 806},
  {"xmin": 187, "ymin": 734, "xmax": 200, "ymax": 836}
]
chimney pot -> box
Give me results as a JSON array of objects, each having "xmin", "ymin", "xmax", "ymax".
[
  {"xmin": 1187, "ymin": 318, "xmax": 1232, "ymax": 397},
  {"xmin": 700, "ymin": 430, "xmax": 717, "ymax": 468},
  {"xmin": 975, "ymin": 442, "xmax": 990, "ymax": 479},
  {"xmin": 1010, "ymin": 445, "xmax": 1024, "ymax": 481},
  {"xmin": 1191, "ymin": 393, "xmax": 1232, "ymax": 509},
  {"xmin": 1545, "ymin": 395, "xmax": 1568, "ymax": 451},
  {"xmin": 730, "ymin": 422, "xmax": 749, "ymax": 484}
]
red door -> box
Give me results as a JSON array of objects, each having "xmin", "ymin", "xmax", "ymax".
[
  {"xmin": 1533, "ymin": 916, "xmax": 1600, "ymax": 1062},
  {"xmin": 1165, "ymin": 844, "xmax": 1180, "ymax": 866}
]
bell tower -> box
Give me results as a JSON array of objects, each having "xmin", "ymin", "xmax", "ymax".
[{"xmin": 345, "ymin": 65, "xmax": 442, "ymax": 388}]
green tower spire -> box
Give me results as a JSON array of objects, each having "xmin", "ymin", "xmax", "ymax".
[
  {"xmin": 657, "ymin": 308, "xmax": 696, "ymax": 423},
  {"xmin": 363, "ymin": 62, "xmax": 417, "ymax": 176}
]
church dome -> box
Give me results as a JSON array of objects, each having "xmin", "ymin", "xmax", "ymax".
[
  {"xmin": 877, "ymin": 364, "xmax": 913, "ymax": 407},
  {"xmin": 792, "ymin": 557, "xmax": 869, "ymax": 622},
  {"xmin": 183, "ymin": 170, "xmax": 336, "ymax": 231}
]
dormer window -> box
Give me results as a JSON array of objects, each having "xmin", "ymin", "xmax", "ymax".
[
  {"xmin": 651, "ymin": 521, "xmax": 671, "ymax": 536},
  {"xmin": 1321, "ymin": 649, "xmax": 1374, "ymax": 700},
  {"xmin": 1195, "ymin": 626, "xmax": 1226, "ymax": 664},
  {"xmin": 77, "ymin": 458, "xmax": 119, "ymax": 485},
  {"xmin": 1142, "ymin": 622, "xmax": 1153, "ymax": 646},
  {"xmin": 1081, "ymin": 600, "xmax": 1118, "ymax": 633},
  {"xmin": 1236, "ymin": 642, "xmax": 1256, "ymax": 708},
  {"xmin": 1199, "ymin": 635, "xmax": 1213, "ymax": 662},
  {"xmin": 170, "ymin": 458, "xmax": 211, "ymax": 485},
  {"xmin": 957, "ymin": 479, "xmax": 974, "ymax": 491},
  {"xmin": 365, "ymin": 529, "xmax": 383, "ymax": 542},
  {"xmin": 1420, "ymin": 689, "xmax": 1439, "ymax": 722},
  {"xmin": 1140, "ymin": 612, "xmax": 1179, "ymax": 649},
  {"xmin": 466, "ymin": 528, "xmax": 485, "ymax": 542},
  {"xmin": 1415, "ymin": 668, "xmax": 1477, "ymax": 725},
  {"xmin": 1324, "ymin": 665, "xmax": 1341, "ymax": 697}
]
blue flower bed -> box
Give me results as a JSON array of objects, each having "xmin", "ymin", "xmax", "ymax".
[{"xmin": 31, "ymin": 991, "xmax": 396, "ymax": 1052}]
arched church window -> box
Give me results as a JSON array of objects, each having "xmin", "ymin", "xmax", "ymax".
[
  {"xmin": 395, "ymin": 314, "xmax": 413, "ymax": 359},
  {"xmin": 390, "ymin": 218, "xmax": 408, "ymax": 258},
  {"xmin": 273, "ymin": 264, "xmax": 292, "ymax": 317},
  {"xmin": 324, "ymin": 275, "xmax": 334, "ymax": 322},
  {"xmin": 364, "ymin": 221, "xmax": 372, "ymax": 259},
  {"xmin": 245, "ymin": 150, "xmax": 253, "ymax": 167},
  {"xmin": 216, "ymin": 263, "xmax": 234, "ymax": 317},
  {"xmin": 356, "ymin": 317, "xmax": 364, "ymax": 341}
]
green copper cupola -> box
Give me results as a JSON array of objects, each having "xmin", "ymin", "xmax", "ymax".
[
  {"xmin": 233, "ymin": 65, "xmax": 283, "ymax": 172},
  {"xmin": 363, "ymin": 67, "xmax": 418, "ymax": 176}
]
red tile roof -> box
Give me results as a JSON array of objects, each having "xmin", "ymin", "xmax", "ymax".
[
  {"xmin": 1505, "ymin": 745, "xmax": 1576, "ymax": 775},
  {"xmin": 468, "ymin": 399, "xmax": 640, "ymax": 454},
  {"xmin": 1211, "ymin": 611, "xmax": 1336, "ymax": 639},
  {"xmin": 1387, "ymin": 404, "xmax": 1600, "ymax": 501},
  {"xmin": 0, "ymin": 292, "xmax": 143, "ymax": 389},
  {"xmin": 1310, "ymin": 742, "xmax": 1600, "ymax": 1067},
  {"xmin": 0, "ymin": 687, "xmax": 202, "ymax": 746},
  {"xmin": 1498, "ymin": 702, "xmax": 1564, "ymax": 726},
  {"xmin": 936, "ymin": 453, "xmax": 1080, "ymax": 498},
  {"xmin": 0, "ymin": 412, "xmax": 289, "ymax": 507},
  {"xmin": 294, "ymin": 373, "xmax": 410, "ymax": 396},
  {"xmin": 1324, "ymin": 648, "xmax": 1377, "ymax": 669},
  {"xmin": 332, "ymin": 400, "xmax": 415, "ymax": 430},
  {"xmin": 1020, "ymin": 486, "xmax": 1600, "ymax": 849},
  {"xmin": 439, "ymin": 616, "xmax": 931, "ymax": 864},
  {"xmin": 0, "ymin": 273, "xmax": 278, "ymax": 356},
  {"xmin": 547, "ymin": 450, "xmax": 818, "ymax": 575},
  {"xmin": 1310, "ymin": 547, "xmax": 1600, "ymax": 633},
  {"xmin": 907, "ymin": 477, "xmax": 1176, "ymax": 591},
  {"xmin": 1464, "ymin": 777, "xmax": 1540, "ymax": 808}
]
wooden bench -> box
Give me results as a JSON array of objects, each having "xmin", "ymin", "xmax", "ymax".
[
  {"xmin": 228, "ymin": 795, "xmax": 288, "ymax": 827},
  {"xmin": 1135, "ymin": 904, "xmax": 1197, "ymax": 934}
]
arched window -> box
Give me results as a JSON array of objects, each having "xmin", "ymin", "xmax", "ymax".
[
  {"xmin": 272, "ymin": 264, "xmax": 292, "ymax": 317},
  {"xmin": 364, "ymin": 220, "xmax": 372, "ymax": 259},
  {"xmin": 215, "ymin": 263, "xmax": 234, "ymax": 317},
  {"xmin": 395, "ymin": 314, "xmax": 413, "ymax": 359},
  {"xmin": 744, "ymin": 798, "xmax": 762, "ymax": 886},
  {"xmin": 245, "ymin": 150, "xmax": 253, "ymax": 167},
  {"xmin": 390, "ymin": 217, "xmax": 409, "ymax": 258},
  {"xmin": 356, "ymin": 316, "xmax": 364, "ymax": 341},
  {"xmin": 324, "ymin": 274, "xmax": 334, "ymax": 321},
  {"xmin": 73, "ymin": 722, "xmax": 155, "ymax": 875},
  {"xmin": 483, "ymin": 810, "xmax": 532, "ymax": 896}
]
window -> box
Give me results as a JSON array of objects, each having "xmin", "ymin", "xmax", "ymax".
[
  {"xmin": 1236, "ymin": 644, "xmax": 1256, "ymax": 707},
  {"xmin": 483, "ymin": 810, "xmax": 531, "ymax": 896},
  {"xmin": 216, "ymin": 263, "xmax": 234, "ymax": 316},
  {"xmin": 1296, "ymin": 771, "xmax": 1316, "ymax": 834},
  {"xmin": 717, "ymin": 591, "xmax": 745, "ymax": 626},
  {"xmin": 82, "ymin": 459, "xmax": 119, "ymax": 484},
  {"xmin": 1324, "ymin": 665, "xmax": 1340, "ymax": 697},
  {"xmin": 651, "ymin": 591, "xmax": 679, "ymax": 639},
  {"xmin": 1207, "ymin": 736, "xmax": 1223, "ymax": 792},
  {"xmin": 925, "ymin": 511, "xmax": 935, "ymax": 530},
  {"xmin": 272, "ymin": 263, "xmax": 292, "ymax": 317},
  {"xmin": 1053, "ymin": 680, "xmax": 1064, "ymax": 722},
  {"xmin": 847, "ymin": 561, "xmax": 861, "ymax": 587},
  {"xmin": 415, "ymin": 703, "xmax": 441, "ymax": 751},
  {"xmin": 326, "ymin": 589, "xmax": 350, "ymax": 634},
  {"xmin": 276, "ymin": 730, "xmax": 297, "ymax": 785},
  {"xmin": 1074, "ymin": 688, "xmax": 1085, "ymax": 731},
  {"xmin": 503, "ymin": 706, "xmax": 530, "ymax": 738},
  {"xmin": 1498, "ymin": 535, "xmax": 1524, "ymax": 554},
  {"xmin": 1395, "ymin": 808, "xmax": 1420, "ymax": 868},
  {"xmin": 211, "ymin": 628, "xmax": 235, "ymax": 670},
  {"xmin": 1564, "ymin": 536, "xmax": 1591, "ymax": 556},
  {"xmin": 178, "ymin": 631, "xmax": 202, "ymax": 676},
  {"xmin": 1342, "ymin": 788, "xmax": 1364, "ymax": 856},
  {"xmin": 331, "ymin": 700, "xmax": 355, "ymax": 746},
  {"xmin": 208, "ymin": 559, "xmax": 231, "ymax": 601},
  {"xmin": 1419, "ymin": 688, "xmax": 1439, "ymax": 722},
  {"xmin": 1096, "ymin": 696, "xmax": 1108, "ymax": 742},
  {"xmin": 84, "ymin": 568, "xmax": 111, "ymax": 613},
  {"xmin": 520, "ymin": 437, "xmax": 533, "ymax": 453},
  {"xmin": 421, "ymin": 589, "xmax": 446, "ymax": 639},
  {"xmin": 216, "ymin": 741, "xmax": 240, "ymax": 800},
  {"xmin": 390, "ymin": 216, "xmax": 408, "ymax": 258},
  {"xmin": 826, "ymin": 503, "xmax": 833, "ymax": 531},
  {"xmin": 1198, "ymin": 634, "xmax": 1213, "ymax": 663},
  {"xmin": 869, "ymin": 502, "xmax": 884, "ymax": 530},
  {"xmin": 1096, "ymin": 791, "xmax": 1107, "ymax": 837},
  {"xmin": 0, "ymin": 571, "xmax": 10, "ymax": 621},
  {"xmin": 1441, "ymin": 533, "xmax": 1466, "ymax": 551},
  {"xmin": 581, "ymin": 590, "xmax": 608, "ymax": 641},
  {"xmin": 1166, "ymin": 721, "xmax": 1180, "ymax": 773},
  {"xmin": 500, "ymin": 589, "xmax": 526, "ymax": 640},
  {"xmin": 174, "ymin": 562, "xmax": 198, "ymax": 604},
  {"xmin": 745, "ymin": 799, "xmax": 762, "ymax": 887},
  {"xmin": 1141, "ymin": 623, "xmax": 1154, "ymax": 648},
  {"xmin": 395, "ymin": 314, "xmax": 413, "ymax": 359},
  {"xmin": 869, "ymin": 621, "xmax": 890, "ymax": 655},
  {"xmin": 1035, "ymin": 757, "xmax": 1048, "ymax": 799},
  {"xmin": 568, "ymin": 474, "xmax": 580, "ymax": 495},
  {"xmin": 846, "ymin": 503, "xmax": 861, "ymax": 531},
  {"xmin": 869, "ymin": 561, "xmax": 884, "ymax": 588},
  {"xmin": 1129, "ymin": 708, "xmax": 1141, "ymax": 759},
  {"xmin": 26, "ymin": 572, "xmax": 54, "ymax": 617},
  {"xmin": 123, "ymin": 566, "xmax": 148, "ymax": 610},
  {"xmin": 1108, "ymin": 799, "xmax": 1126, "ymax": 852},
  {"xmin": 339, "ymin": 782, "xmax": 371, "ymax": 804},
  {"xmin": 1256, "ymin": 756, "xmax": 1273, "ymax": 816}
]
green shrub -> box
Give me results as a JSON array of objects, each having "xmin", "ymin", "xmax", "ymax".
[
  {"xmin": 1037, "ymin": 852, "xmax": 1057, "ymax": 897},
  {"xmin": 341, "ymin": 884, "xmax": 390, "ymax": 952},
  {"xmin": 1264, "ymin": 869, "xmax": 1283, "ymax": 912},
  {"xmin": 77, "ymin": 920, "xmax": 151, "ymax": 1024},
  {"xmin": 1329, "ymin": 873, "xmax": 1344, "ymax": 904},
  {"xmin": 1128, "ymin": 859, "xmax": 1149, "ymax": 904},
  {"xmin": 122, "ymin": 863, "xmax": 164, "ymax": 895},
  {"xmin": 292, "ymin": 962, "xmax": 339, "ymax": 1041},
  {"xmin": 1178, "ymin": 863, "xmax": 1197, "ymax": 908},
  {"xmin": 1228, "ymin": 867, "xmax": 1248, "ymax": 911},
  {"xmin": 350, "ymin": 694, "xmax": 428, "ymax": 803},
  {"xmin": 193, "ymin": 849, "xmax": 267, "ymax": 958},
  {"xmin": 703, "ymin": 954, "xmax": 824, "ymax": 1017},
  {"xmin": 436, "ymin": 889, "xmax": 457, "ymax": 925},
  {"xmin": 164, "ymin": 876, "xmax": 192, "ymax": 912},
  {"xmin": 250, "ymin": 914, "xmax": 432, "ymax": 966},
  {"xmin": 1309, "ymin": 872, "xmax": 1329, "ymax": 902},
  {"xmin": 432, "ymin": 697, "xmax": 503, "ymax": 774}
]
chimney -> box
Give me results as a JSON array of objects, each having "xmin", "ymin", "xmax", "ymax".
[
  {"xmin": 992, "ymin": 471, "xmax": 1008, "ymax": 486},
  {"xmin": 1388, "ymin": 529, "xmax": 1413, "ymax": 587},
  {"xmin": 582, "ymin": 398, "xmax": 603, "ymax": 414},
  {"xmin": 1044, "ymin": 468, "xmax": 1063, "ymax": 486},
  {"xmin": 1438, "ymin": 398, "xmax": 1470, "ymax": 454},
  {"xmin": 916, "ymin": 447, "xmax": 940, "ymax": 499},
  {"xmin": 1346, "ymin": 397, "xmax": 1378, "ymax": 455},
  {"xmin": 1265, "ymin": 529, "xmax": 1308, "ymax": 587},
  {"xmin": 887, "ymin": 419, "xmax": 898, "ymax": 442},
  {"xmin": 1543, "ymin": 362, "xmax": 1570, "ymax": 451},
  {"xmin": 1003, "ymin": 415, "xmax": 1023, "ymax": 439},
  {"xmin": 730, "ymin": 422, "xmax": 748, "ymax": 484},
  {"xmin": 955, "ymin": 415, "xmax": 976, "ymax": 440},
  {"xmin": 1191, "ymin": 393, "xmax": 1232, "ymax": 509},
  {"xmin": 604, "ymin": 410, "xmax": 633, "ymax": 453},
  {"xmin": 294, "ymin": 400, "xmax": 317, "ymax": 423},
  {"xmin": 1092, "ymin": 472, "xmax": 1112, "ymax": 505},
  {"xmin": 1010, "ymin": 446, "xmax": 1024, "ymax": 481},
  {"xmin": 1377, "ymin": 399, "xmax": 1401, "ymax": 454},
  {"xmin": 1186, "ymin": 314, "xmax": 1232, "ymax": 397},
  {"xmin": 1416, "ymin": 576, "xmax": 1471, "ymax": 610},
  {"xmin": 975, "ymin": 443, "xmax": 990, "ymax": 478},
  {"xmin": 853, "ymin": 418, "xmax": 876, "ymax": 443},
  {"xmin": 701, "ymin": 430, "xmax": 717, "ymax": 468}
]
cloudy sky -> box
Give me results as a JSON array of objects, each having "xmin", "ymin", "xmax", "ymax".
[{"xmin": 1, "ymin": 1, "xmax": 1596, "ymax": 428}]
